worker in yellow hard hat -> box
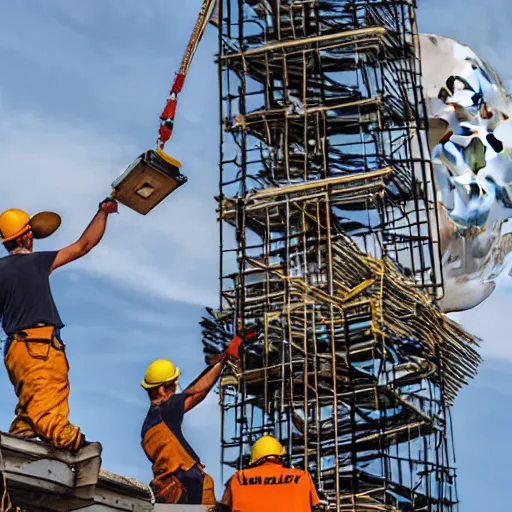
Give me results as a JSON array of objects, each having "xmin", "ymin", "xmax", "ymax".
[
  {"xmin": 141, "ymin": 334, "xmax": 244, "ymax": 505},
  {"xmin": 0, "ymin": 198, "xmax": 118, "ymax": 453},
  {"xmin": 220, "ymin": 435, "xmax": 322, "ymax": 512}
]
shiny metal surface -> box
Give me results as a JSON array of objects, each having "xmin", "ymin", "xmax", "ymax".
[{"xmin": 420, "ymin": 34, "xmax": 512, "ymax": 312}]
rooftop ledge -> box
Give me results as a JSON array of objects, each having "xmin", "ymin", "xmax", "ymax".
[{"xmin": 0, "ymin": 432, "xmax": 209, "ymax": 511}]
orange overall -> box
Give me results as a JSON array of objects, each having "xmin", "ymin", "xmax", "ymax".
[
  {"xmin": 141, "ymin": 393, "xmax": 215, "ymax": 505},
  {"xmin": 221, "ymin": 461, "xmax": 321, "ymax": 512},
  {"xmin": 4, "ymin": 326, "xmax": 82, "ymax": 451}
]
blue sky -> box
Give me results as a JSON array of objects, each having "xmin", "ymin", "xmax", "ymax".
[{"xmin": 0, "ymin": 1, "xmax": 510, "ymax": 509}]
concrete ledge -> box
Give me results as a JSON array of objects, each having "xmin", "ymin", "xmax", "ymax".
[
  {"xmin": 0, "ymin": 433, "xmax": 153, "ymax": 511},
  {"xmin": 0, "ymin": 432, "xmax": 102, "ymax": 510},
  {"xmin": 154, "ymin": 507, "xmax": 209, "ymax": 511}
]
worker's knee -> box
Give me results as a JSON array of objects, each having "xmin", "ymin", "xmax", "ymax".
[
  {"xmin": 9, "ymin": 416, "xmax": 36, "ymax": 438},
  {"xmin": 33, "ymin": 414, "xmax": 81, "ymax": 451},
  {"xmin": 54, "ymin": 423, "xmax": 82, "ymax": 451}
]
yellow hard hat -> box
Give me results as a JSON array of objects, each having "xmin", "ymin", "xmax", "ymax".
[
  {"xmin": 250, "ymin": 435, "xmax": 285, "ymax": 465},
  {"xmin": 0, "ymin": 208, "xmax": 61, "ymax": 243},
  {"xmin": 141, "ymin": 359, "xmax": 181, "ymax": 389}
]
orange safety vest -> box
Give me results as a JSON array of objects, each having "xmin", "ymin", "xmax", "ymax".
[
  {"xmin": 141, "ymin": 395, "xmax": 215, "ymax": 504},
  {"xmin": 221, "ymin": 461, "xmax": 321, "ymax": 512},
  {"xmin": 142, "ymin": 421, "xmax": 198, "ymax": 502}
]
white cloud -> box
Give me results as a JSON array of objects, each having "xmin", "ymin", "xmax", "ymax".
[
  {"xmin": 116, "ymin": 308, "xmax": 192, "ymax": 330},
  {"xmin": 85, "ymin": 385, "xmax": 148, "ymax": 410}
]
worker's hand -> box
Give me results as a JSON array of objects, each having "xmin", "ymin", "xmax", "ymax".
[
  {"xmin": 225, "ymin": 326, "xmax": 258, "ymax": 361},
  {"xmin": 99, "ymin": 198, "xmax": 118, "ymax": 214},
  {"xmin": 225, "ymin": 335, "xmax": 243, "ymax": 361}
]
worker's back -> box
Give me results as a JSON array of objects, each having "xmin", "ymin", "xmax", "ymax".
[
  {"xmin": 223, "ymin": 461, "xmax": 320, "ymax": 512},
  {"xmin": 0, "ymin": 252, "xmax": 63, "ymax": 335}
]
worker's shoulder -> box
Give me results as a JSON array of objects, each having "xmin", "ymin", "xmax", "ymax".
[
  {"xmin": 33, "ymin": 250, "xmax": 59, "ymax": 259},
  {"xmin": 1, "ymin": 252, "xmax": 29, "ymax": 266},
  {"xmin": 0, "ymin": 251, "xmax": 55, "ymax": 262},
  {"xmin": 224, "ymin": 472, "xmax": 237, "ymax": 485},
  {"xmin": 283, "ymin": 466, "xmax": 312, "ymax": 478},
  {"xmin": 0, "ymin": 253, "xmax": 21, "ymax": 269},
  {"xmin": 291, "ymin": 467, "xmax": 310, "ymax": 474},
  {"xmin": 279, "ymin": 466, "xmax": 315, "ymax": 486},
  {"xmin": 159, "ymin": 392, "xmax": 185, "ymax": 415},
  {"xmin": 164, "ymin": 392, "xmax": 185, "ymax": 405},
  {"xmin": 229, "ymin": 466, "xmax": 257, "ymax": 482}
]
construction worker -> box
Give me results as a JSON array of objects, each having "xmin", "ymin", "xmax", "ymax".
[
  {"xmin": 141, "ymin": 334, "xmax": 243, "ymax": 505},
  {"xmin": 220, "ymin": 435, "xmax": 322, "ymax": 512},
  {"xmin": 0, "ymin": 199, "xmax": 118, "ymax": 452}
]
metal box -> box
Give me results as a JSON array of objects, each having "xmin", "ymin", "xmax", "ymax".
[{"xmin": 112, "ymin": 149, "xmax": 188, "ymax": 215}]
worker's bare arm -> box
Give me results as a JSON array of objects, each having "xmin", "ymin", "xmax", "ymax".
[
  {"xmin": 183, "ymin": 357, "xmax": 226, "ymax": 412},
  {"xmin": 50, "ymin": 200, "xmax": 117, "ymax": 272},
  {"xmin": 183, "ymin": 335, "xmax": 243, "ymax": 412}
]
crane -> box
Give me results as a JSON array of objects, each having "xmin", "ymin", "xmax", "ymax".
[{"xmin": 111, "ymin": 0, "xmax": 218, "ymax": 215}]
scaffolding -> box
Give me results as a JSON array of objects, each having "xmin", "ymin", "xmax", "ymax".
[{"xmin": 202, "ymin": 1, "xmax": 482, "ymax": 510}]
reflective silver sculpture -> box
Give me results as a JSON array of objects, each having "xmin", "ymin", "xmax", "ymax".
[{"xmin": 420, "ymin": 34, "xmax": 512, "ymax": 313}]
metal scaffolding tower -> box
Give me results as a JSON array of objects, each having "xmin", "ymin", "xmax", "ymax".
[{"xmin": 202, "ymin": 1, "xmax": 481, "ymax": 510}]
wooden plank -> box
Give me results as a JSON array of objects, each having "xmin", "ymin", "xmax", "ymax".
[
  {"xmin": 250, "ymin": 167, "xmax": 392, "ymax": 200},
  {"xmin": 222, "ymin": 27, "xmax": 387, "ymax": 59}
]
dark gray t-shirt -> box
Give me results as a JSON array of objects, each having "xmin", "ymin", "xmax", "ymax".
[
  {"xmin": 141, "ymin": 393, "xmax": 201, "ymax": 464},
  {"xmin": 0, "ymin": 251, "xmax": 64, "ymax": 335}
]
